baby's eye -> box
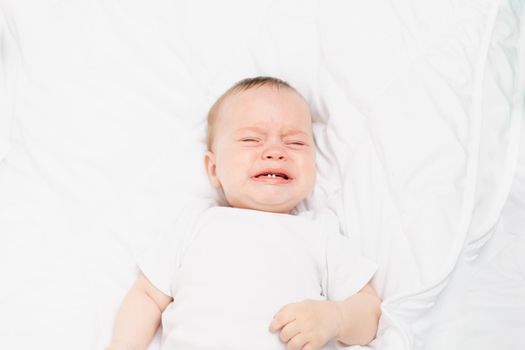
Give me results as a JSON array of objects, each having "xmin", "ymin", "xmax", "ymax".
[
  {"xmin": 286, "ymin": 141, "xmax": 307, "ymax": 146},
  {"xmin": 240, "ymin": 138, "xmax": 260, "ymax": 143}
]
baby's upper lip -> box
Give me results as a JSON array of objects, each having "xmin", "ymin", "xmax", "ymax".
[{"xmin": 252, "ymin": 168, "xmax": 293, "ymax": 180}]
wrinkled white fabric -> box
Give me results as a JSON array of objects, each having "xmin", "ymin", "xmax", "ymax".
[{"xmin": 0, "ymin": 1, "xmax": 523, "ymax": 349}]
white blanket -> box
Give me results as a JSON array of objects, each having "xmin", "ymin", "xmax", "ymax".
[{"xmin": 0, "ymin": 1, "xmax": 524, "ymax": 349}]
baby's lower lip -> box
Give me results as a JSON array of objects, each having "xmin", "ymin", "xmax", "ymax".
[{"xmin": 251, "ymin": 176, "xmax": 292, "ymax": 184}]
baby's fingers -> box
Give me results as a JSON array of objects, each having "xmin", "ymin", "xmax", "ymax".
[
  {"xmin": 278, "ymin": 321, "xmax": 300, "ymax": 342},
  {"xmin": 286, "ymin": 333, "xmax": 307, "ymax": 350},
  {"xmin": 269, "ymin": 304, "xmax": 296, "ymax": 333}
]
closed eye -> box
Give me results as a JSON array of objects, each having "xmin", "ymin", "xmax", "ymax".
[
  {"xmin": 286, "ymin": 141, "xmax": 307, "ymax": 146},
  {"xmin": 240, "ymin": 138, "xmax": 260, "ymax": 143}
]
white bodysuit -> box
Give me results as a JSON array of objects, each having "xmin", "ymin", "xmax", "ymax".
[{"xmin": 139, "ymin": 205, "xmax": 376, "ymax": 350}]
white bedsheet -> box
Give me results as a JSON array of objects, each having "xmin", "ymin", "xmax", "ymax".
[{"xmin": 0, "ymin": 1, "xmax": 524, "ymax": 349}]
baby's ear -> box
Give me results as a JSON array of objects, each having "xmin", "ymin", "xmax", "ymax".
[{"xmin": 204, "ymin": 151, "xmax": 221, "ymax": 188}]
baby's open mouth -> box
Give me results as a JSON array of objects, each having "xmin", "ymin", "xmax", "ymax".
[
  {"xmin": 253, "ymin": 169, "xmax": 292, "ymax": 181},
  {"xmin": 255, "ymin": 172, "xmax": 290, "ymax": 180}
]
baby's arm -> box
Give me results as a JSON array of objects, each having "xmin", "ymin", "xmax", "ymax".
[
  {"xmin": 333, "ymin": 283, "xmax": 381, "ymax": 344},
  {"xmin": 269, "ymin": 282, "xmax": 381, "ymax": 350},
  {"xmin": 107, "ymin": 273, "xmax": 173, "ymax": 350}
]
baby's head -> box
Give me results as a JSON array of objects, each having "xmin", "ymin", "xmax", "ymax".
[{"xmin": 204, "ymin": 77, "xmax": 316, "ymax": 214}]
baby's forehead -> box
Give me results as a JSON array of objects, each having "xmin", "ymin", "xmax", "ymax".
[{"xmin": 219, "ymin": 86, "xmax": 311, "ymax": 120}]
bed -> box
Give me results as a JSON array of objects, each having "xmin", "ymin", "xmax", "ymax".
[{"xmin": 1, "ymin": 0, "xmax": 524, "ymax": 349}]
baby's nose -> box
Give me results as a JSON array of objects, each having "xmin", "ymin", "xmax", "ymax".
[
  {"xmin": 265, "ymin": 154, "xmax": 285, "ymax": 160},
  {"xmin": 262, "ymin": 147, "xmax": 286, "ymax": 160}
]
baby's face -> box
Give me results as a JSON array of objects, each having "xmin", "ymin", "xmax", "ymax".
[{"xmin": 205, "ymin": 85, "xmax": 316, "ymax": 213}]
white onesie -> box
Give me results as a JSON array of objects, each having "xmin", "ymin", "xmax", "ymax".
[{"xmin": 138, "ymin": 205, "xmax": 377, "ymax": 350}]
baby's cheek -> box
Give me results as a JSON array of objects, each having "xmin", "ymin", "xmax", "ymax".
[
  {"xmin": 217, "ymin": 172, "xmax": 243, "ymax": 202},
  {"xmin": 306, "ymin": 163, "xmax": 317, "ymax": 187}
]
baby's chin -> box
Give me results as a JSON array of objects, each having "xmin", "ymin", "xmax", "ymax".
[{"xmin": 226, "ymin": 197, "xmax": 302, "ymax": 214}]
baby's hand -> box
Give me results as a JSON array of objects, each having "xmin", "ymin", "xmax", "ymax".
[{"xmin": 268, "ymin": 300, "xmax": 343, "ymax": 350}]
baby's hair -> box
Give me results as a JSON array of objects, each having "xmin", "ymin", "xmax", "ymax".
[{"xmin": 206, "ymin": 76, "xmax": 297, "ymax": 151}]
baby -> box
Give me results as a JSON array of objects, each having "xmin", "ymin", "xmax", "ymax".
[{"xmin": 108, "ymin": 77, "xmax": 381, "ymax": 350}]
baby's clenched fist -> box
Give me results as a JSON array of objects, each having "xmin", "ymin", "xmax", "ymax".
[{"xmin": 269, "ymin": 300, "xmax": 344, "ymax": 350}]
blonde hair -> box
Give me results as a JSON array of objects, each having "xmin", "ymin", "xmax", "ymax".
[{"xmin": 206, "ymin": 76, "xmax": 296, "ymax": 151}]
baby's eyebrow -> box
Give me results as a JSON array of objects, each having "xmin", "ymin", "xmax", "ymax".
[
  {"xmin": 282, "ymin": 130, "xmax": 310, "ymax": 138},
  {"xmin": 234, "ymin": 127, "xmax": 310, "ymax": 138},
  {"xmin": 235, "ymin": 126, "xmax": 266, "ymax": 134}
]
